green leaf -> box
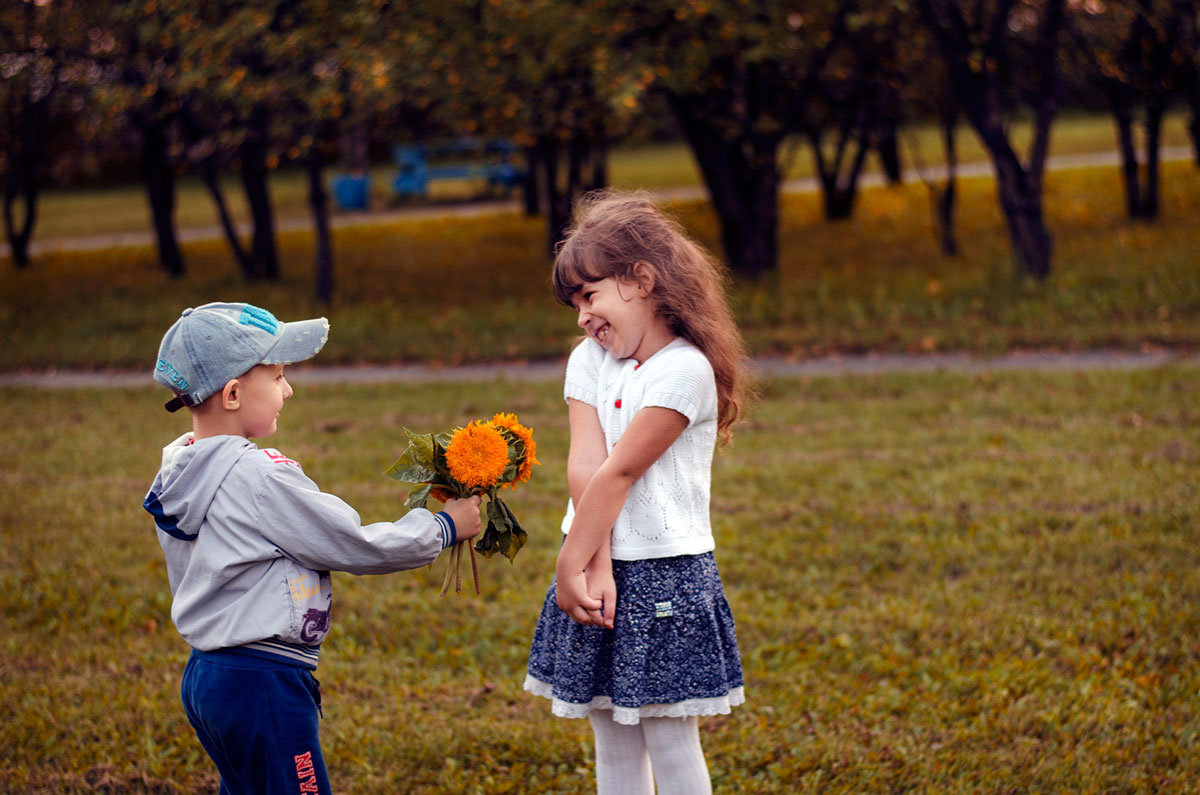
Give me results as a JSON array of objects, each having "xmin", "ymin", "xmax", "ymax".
[
  {"xmin": 497, "ymin": 497, "xmax": 527, "ymax": 562},
  {"xmin": 384, "ymin": 429, "xmax": 439, "ymax": 483},
  {"xmin": 473, "ymin": 518, "xmax": 501, "ymax": 560},
  {"xmin": 384, "ymin": 453, "xmax": 437, "ymax": 484},
  {"xmin": 405, "ymin": 483, "xmax": 432, "ymax": 510},
  {"xmin": 405, "ymin": 429, "xmax": 438, "ymax": 466},
  {"xmin": 487, "ymin": 497, "xmax": 512, "ymax": 534}
]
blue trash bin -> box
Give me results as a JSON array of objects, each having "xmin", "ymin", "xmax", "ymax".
[{"xmin": 332, "ymin": 173, "xmax": 370, "ymax": 210}]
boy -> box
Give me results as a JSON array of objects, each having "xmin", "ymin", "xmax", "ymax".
[{"xmin": 143, "ymin": 302, "xmax": 481, "ymax": 794}]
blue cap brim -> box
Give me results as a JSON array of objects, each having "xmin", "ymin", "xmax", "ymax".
[{"xmin": 260, "ymin": 317, "xmax": 330, "ymax": 365}]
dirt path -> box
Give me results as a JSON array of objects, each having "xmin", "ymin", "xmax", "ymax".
[
  {"xmin": 5, "ymin": 147, "xmax": 1194, "ymax": 257},
  {"xmin": 2, "ymin": 349, "xmax": 1195, "ymax": 390}
]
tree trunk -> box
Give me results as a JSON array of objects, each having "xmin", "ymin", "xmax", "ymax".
[
  {"xmin": 934, "ymin": 118, "xmax": 958, "ymax": 256},
  {"xmin": 4, "ymin": 98, "xmax": 48, "ymax": 270},
  {"xmin": 1111, "ymin": 90, "xmax": 1166, "ymax": 221},
  {"xmin": 307, "ymin": 149, "xmax": 334, "ymax": 304},
  {"xmin": 670, "ymin": 95, "xmax": 781, "ymax": 278},
  {"xmin": 521, "ymin": 145, "xmax": 541, "ymax": 217},
  {"xmin": 877, "ymin": 121, "xmax": 903, "ymax": 185},
  {"xmin": 810, "ymin": 127, "xmax": 872, "ymax": 221},
  {"xmin": 1189, "ymin": 91, "xmax": 1200, "ymax": 167},
  {"xmin": 567, "ymin": 132, "xmax": 585, "ymax": 199},
  {"xmin": 589, "ymin": 133, "xmax": 608, "ymax": 191},
  {"xmin": 142, "ymin": 120, "xmax": 185, "ymax": 278},
  {"xmin": 1142, "ymin": 99, "xmax": 1163, "ymax": 220},
  {"xmin": 3, "ymin": 153, "xmax": 38, "ymax": 270},
  {"xmin": 992, "ymin": 147, "xmax": 1052, "ymax": 280},
  {"xmin": 540, "ymin": 135, "xmax": 573, "ymax": 256},
  {"xmin": 1110, "ymin": 91, "xmax": 1143, "ymax": 219},
  {"xmin": 239, "ymin": 117, "xmax": 279, "ymax": 281},
  {"xmin": 198, "ymin": 160, "xmax": 254, "ymax": 279}
]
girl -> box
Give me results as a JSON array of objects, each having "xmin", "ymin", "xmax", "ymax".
[{"xmin": 525, "ymin": 190, "xmax": 751, "ymax": 794}]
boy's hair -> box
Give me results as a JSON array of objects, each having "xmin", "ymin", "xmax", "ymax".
[
  {"xmin": 552, "ymin": 189, "xmax": 752, "ymax": 442},
  {"xmin": 154, "ymin": 302, "xmax": 329, "ymax": 412}
]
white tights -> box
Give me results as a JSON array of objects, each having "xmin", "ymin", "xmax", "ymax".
[{"xmin": 588, "ymin": 710, "xmax": 712, "ymax": 795}]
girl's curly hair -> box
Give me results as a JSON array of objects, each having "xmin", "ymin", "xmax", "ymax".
[{"xmin": 552, "ymin": 189, "xmax": 752, "ymax": 443}]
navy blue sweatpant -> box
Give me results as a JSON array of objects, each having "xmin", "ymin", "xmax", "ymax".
[{"xmin": 181, "ymin": 649, "xmax": 331, "ymax": 795}]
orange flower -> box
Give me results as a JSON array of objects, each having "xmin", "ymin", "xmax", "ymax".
[
  {"xmin": 444, "ymin": 421, "xmax": 510, "ymax": 490},
  {"xmin": 491, "ymin": 412, "xmax": 540, "ymax": 486},
  {"xmin": 428, "ymin": 486, "xmax": 457, "ymax": 503}
]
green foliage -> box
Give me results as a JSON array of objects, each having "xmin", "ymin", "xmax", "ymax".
[
  {"xmin": 3, "ymin": 159, "xmax": 1200, "ymax": 370},
  {"xmin": 2, "ymin": 367, "xmax": 1199, "ymax": 791}
]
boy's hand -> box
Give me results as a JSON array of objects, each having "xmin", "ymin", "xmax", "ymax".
[{"xmin": 442, "ymin": 495, "xmax": 482, "ymax": 541}]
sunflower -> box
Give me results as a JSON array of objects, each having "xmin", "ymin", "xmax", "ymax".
[
  {"xmin": 444, "ymin": 421, "xmax": 510, "ymax": 490},
  {"xmin": 491, "ymin": 412, "xmax": 540, "ymax": 487},
  {"xmin": 428, "ymin": 486, "xmax": 457, "ymax": 503}
]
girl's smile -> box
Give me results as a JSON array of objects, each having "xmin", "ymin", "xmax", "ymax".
[{"xmin": 572, "ymin": 276, "xmax": 674, "ymax": 364}]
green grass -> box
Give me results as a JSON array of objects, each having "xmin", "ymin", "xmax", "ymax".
[
  {"xmin": 2, "ymin": 158, "xmax": 1199, "ymax": 371},
  {"xmin": 23, "ymin": 112, "xmax": 1194, "ymax": 241},
  {"xmin": 2, "ymin": 367, "xmax": 1198, "ymax": 791}
]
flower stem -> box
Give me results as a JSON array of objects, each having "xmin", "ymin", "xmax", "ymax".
[
  {"xmin": 439, "ymin": 545, "xmax": 454, "ymax": 597},
  {"xmin": 469, "ymin": 543, "xmax": 480, "ymax": 595},
  {"xmin": 454, "ymin": 541, "xmax": 463, "ymax": 594}
]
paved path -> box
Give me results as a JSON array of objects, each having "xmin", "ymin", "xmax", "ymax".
[
  {"xmin": 2, "ymin": 349, "xmax": 1195, "ymax": 390},
  {"xmin": 5, "ymin": 147, "xmax": 1194, "ymax": 257}
]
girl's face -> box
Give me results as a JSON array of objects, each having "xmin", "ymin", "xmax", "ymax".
[{"xmin": 571, "ymin": 277, "xmax": 673, "ymax": 364}]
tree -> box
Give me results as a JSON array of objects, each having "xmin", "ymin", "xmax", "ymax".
[
  {"xmin": 602, "ymin": 0, "xmax": 851, "ymax": 278},
  {"xmin": 1170, "ymin": 0, "xmax": 1200, "ymax": 167},
  {"xmin": 409, "ymin": 0, "xmax": 617, "ymax": 255},
  {"xmin": 1067, "ymin": 0, "xmax": 1189, "ymax": 220},
  {"xmin": 0, "ymin": 0, "xmax": 99, "ymax": 269},
  {"xmin": 99, "ymin": 0, "xmax": 192, "ymax": 277},
  {"xmin": 803, "ymin": 4, "xmax": 909, "ymax": 220},
  {"xmin": 170, "ymin": 2, "xmax": 295, "ymax": 281},
  {"xmin": 914, "ymin": 0, "xmax": 1067, "ymax": 280}
]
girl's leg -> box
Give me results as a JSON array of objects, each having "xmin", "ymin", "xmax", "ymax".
[
  {"xmin": 641, "ymin": 716, "xmax": 711, "ymax": 795},
  {"xmin": 588, "ymin": 709, "xmax": 654, "ymax": 795}
]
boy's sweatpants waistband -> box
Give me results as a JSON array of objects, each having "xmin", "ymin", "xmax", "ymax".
[{"xmin": 192, "ymin": 640, "xmax": 321, "ymax": 670}]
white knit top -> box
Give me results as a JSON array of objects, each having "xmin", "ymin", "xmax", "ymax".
[{"xmin": 560, "ymin": 337, "xmax": 718, "ymax": 560}]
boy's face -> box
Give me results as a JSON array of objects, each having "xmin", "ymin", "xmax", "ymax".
[{"xmin": 236, "ymin": 363, "xmax": 293, "ymax": 439}]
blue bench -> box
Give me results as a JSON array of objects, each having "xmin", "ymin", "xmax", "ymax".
[{"xmin": 392, "ymin": 139, "xmax": 524, "ymax": 199}]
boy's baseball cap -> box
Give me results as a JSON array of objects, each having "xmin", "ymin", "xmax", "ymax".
[{"xmin": 154, "ymin": 302, "xmax": 329, "ymax": 412}]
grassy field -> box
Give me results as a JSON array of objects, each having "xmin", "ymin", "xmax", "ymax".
[
  {"xmin": 3, "ymin": 158, "xmax": 1200, "ymax": 372},
  {"xmin": 20, "ymin": 112, "xmax": 1194, "ymax": 241},
  {"xmin": 2, "ymin": 367, "xmax": 1198, "ymax": 792}
]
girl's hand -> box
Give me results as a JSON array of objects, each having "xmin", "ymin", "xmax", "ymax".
[
  {"xmin": 555, "ymin": 566, "xmax": 603, "ymax": 624},
  {"xmin": 585, "ymin": 565, "xmax": 616, "ymax": 629}
]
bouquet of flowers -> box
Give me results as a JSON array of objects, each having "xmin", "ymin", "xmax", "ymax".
[{"xmin": 386, "ymin": 413, "xmax": 539, "ymax": 595}]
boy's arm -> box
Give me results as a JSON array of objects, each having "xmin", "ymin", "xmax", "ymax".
[{"xmin": 255, "ymin": 463, "xmax": 472, "ymax": 575}]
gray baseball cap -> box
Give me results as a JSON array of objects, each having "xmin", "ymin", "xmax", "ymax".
[{"xmin": 154, "ymin": 302, "xmax": 329, "ymax": 412}]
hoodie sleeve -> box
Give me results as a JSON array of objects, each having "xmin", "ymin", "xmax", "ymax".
[{"xmin": 252, "ymin": 460, "xmax": 455, "ymax": 575}]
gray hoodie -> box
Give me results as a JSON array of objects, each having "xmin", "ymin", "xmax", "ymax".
[{"xmin": 144, "ymin": 433, "xmax": 454, "ymax": 668}]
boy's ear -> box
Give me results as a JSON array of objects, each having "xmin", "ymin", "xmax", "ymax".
[
  {"xmin": 632, "ymin": 262, "xmax": 656, "ymax": 296},
  {"xmin": 220, "ymin": 378, "xmax": 241, "ymax": 410}
]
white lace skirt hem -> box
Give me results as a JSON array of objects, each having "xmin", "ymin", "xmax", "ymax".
[{"xmin": 524, "ymin": 674, "xmax": 745, "ymax": 726}]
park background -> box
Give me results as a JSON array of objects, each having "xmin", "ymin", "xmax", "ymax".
[{"xmin": 2, "ymin": 1, "xmax": 1199, "ymax": 792}]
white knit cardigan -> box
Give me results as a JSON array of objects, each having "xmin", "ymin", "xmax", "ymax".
[{"xmin": 560, "ymin": 337, "xmax": 718, "ymax": 560}]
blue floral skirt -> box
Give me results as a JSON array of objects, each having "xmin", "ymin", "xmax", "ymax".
[{"xmin": 524, "ymin": 551, "xmax": 745, "ymax": 725}]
